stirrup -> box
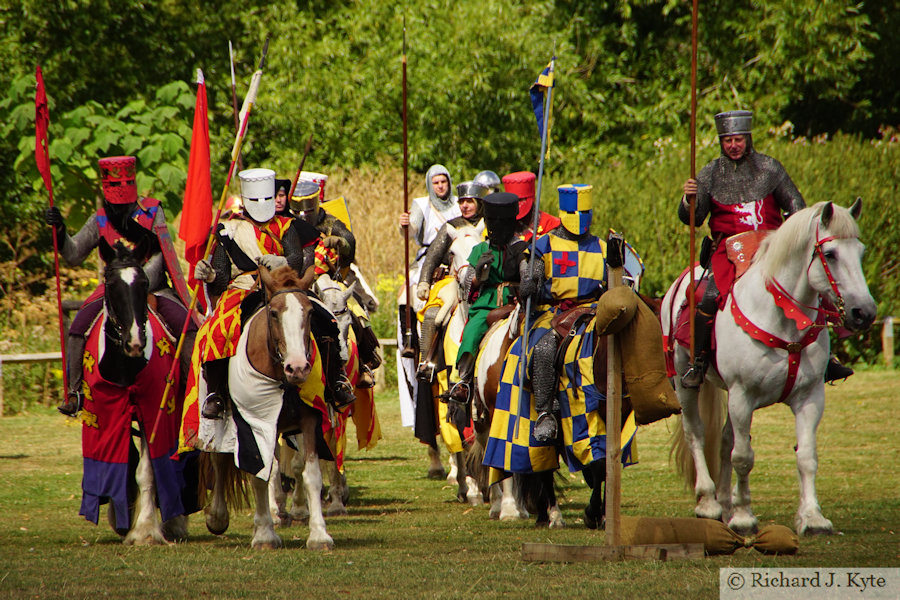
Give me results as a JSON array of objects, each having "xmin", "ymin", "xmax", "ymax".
[
  {"xmin": 680, "ymin": 361, "xmax": 706, "ymax": 389},
  {"xmin": 201, "ymin": 393, "xmax": 226, "ymax": 420},
  {"xmin": 533, "ymin": 411, "xmax": 558, "ymax": 443},
  {"xmin": 415, "ymin": 361, "xmax": 436, "ymax": 383},
  {"xmin": 446, "ymin": 381, "xmax": 470, "ymax": 404},
  {"xmin": 58, "ymin": 390, "xmax": 84, "ymax": 417},
  {"xmin": 356, "ymin": 366, "xmax": 376, "ymax": 389},
  {"xmin": 330, "ymin": 378, "xmax": 356, "ymax": 409}
]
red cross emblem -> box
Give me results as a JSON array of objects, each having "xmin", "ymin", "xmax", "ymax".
[{"xmin": 553, "ymin": 251, "xmax": 577, "ymax": 274}]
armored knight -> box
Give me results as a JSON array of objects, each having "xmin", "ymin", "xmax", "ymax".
[
  {"xmin": 44, "ymin": 156, "xmax": 196, "ymax": 416},
  {"xmin": 191, "ymin": 168, "xmax": 354, "ymax": 419},
  {"xmin": 449, "ymin": 192, "xmax": 529, "ymax": 403},
  {"xmin": 519, "ymin": 184, "xmax": 608, "ymax": 441},
  {"xmin": 414, "ymin": 180, "xmax": 488, "ymax": 380},
  {"xmin": 678, "ymin": 110, "xmax": 808, "ymax": 388}
]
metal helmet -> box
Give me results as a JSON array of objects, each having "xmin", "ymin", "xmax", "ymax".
[
  {"xmin": 290, "ymin": 180, "xmax": 322, "ymax": 220},
  {"xmin": 558, "ymin": 184, "xmax": 593, "ymax": 236},
  {"xmin": 474, "ymin": 170, "xmax": 501, "ymax": 194},
  {"xmin": 98, "ymin": 156, "xmax": 138, "ymax": 205},
  {"xmin": 715, "ymin": 110, "xmax": 753, "ymax": 137},
  {"xmin": 299, "ymin": 171, "xmax": 328, "ymax": 201},
  {"xmin": 238, "ymin": 168, "xmax": 276, "ymax": 222},
  {"xmin": 502, "ymin": 171, "xmax": 536, "ymax": 220}
]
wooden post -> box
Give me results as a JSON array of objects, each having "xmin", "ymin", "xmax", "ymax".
[
  {"xmin": 605, "ymin": 233, "xmax": 625, "ymax": 546},
  {"xmin": 883, "ymin": 316, "xmax": 895, "ymax": 368}
]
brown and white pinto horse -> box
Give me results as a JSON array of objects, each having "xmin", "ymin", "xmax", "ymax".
[{"xmin": 204, "ymin": 264, "xmax": 335, "ymax": 550}]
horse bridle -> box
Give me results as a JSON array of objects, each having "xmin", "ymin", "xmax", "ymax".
[
  {"xmin": 262, "ymin": 286, "xmax": 311, "ymax": 379},
  {"xmin": 103, "ymin": 263, "xmax": 148, "ymax": 348},
  {"xmin": 768, "ymin": 224, "xmax": 846, "ymax": 327}
]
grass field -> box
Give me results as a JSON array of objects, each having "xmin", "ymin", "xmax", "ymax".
[{"xmin": 1, "ymin": 372, "xmax": 898, "ymax": 599}]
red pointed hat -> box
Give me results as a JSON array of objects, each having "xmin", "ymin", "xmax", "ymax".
[
  {"xmin": 502, "ymin": 171, "xmax": 536, "ymax": 220},
  {"xmin": 98, "ymin": 156, "xmax": 138, "ymax": 205}
]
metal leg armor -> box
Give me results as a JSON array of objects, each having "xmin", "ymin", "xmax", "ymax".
[
  {"xmin": 448, "ymin": 352, "xmax": 475, "ymax": 404},
  {"xmin": 416, "ymin": 306, "xmax": 440, "ymax": 382},
  {"xmin": 59, "ymin": 333, "xmax": 86, "ymax": 416},
  {"xmin": 531, "ymin": 330, "xmax": 561, "ymax": 442}
]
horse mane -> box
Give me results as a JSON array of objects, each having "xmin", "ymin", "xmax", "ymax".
[
  {"xmin": 754, "ymin": 201, "xmax": 859, "ymax": 281},
  {"xmin": 268, "ymin": 265, "xmax": 309, "ymax": 291}
]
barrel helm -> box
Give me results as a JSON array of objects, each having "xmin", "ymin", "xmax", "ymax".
[
  {"xmin": 558, "ymin": 184, "xmax": 593, "ymax": 236},
  {"xmin": 482, "ymin": 192, "xmax": 519, "ymax": 247},
  {"xmin": 238, "ymin": 168, "xmax": 276, "ymax": 222},
  {"xmin": 98, "ymin": 156, "xmax": 138, "ymax": 205}
]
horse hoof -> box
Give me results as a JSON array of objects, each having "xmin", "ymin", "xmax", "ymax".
[
  {"xmin": 427, "ymin": 467, "xmax": 447, "ymax": 480},
  {"xmin": 326, "ymin": 504, "xmax": 348, "ymax": 517},
  {"xmin": 206, "ymin": 519, "xmax": 229, "ymax": 536},
  {"xmin": 797, "ymin": 514, "xmax": 834, "ymax": 537},
  {"xmin": 307, "ymin": 538, "xmax": 335, "ymax": 551},
  {"xmin": 252, "ymin": 542, "xmax": 282, "ymax": 550}
]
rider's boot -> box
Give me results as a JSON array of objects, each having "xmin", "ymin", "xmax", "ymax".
[
  {"xmin": 416, "ymin": 306, "xmax": 440, "ymax": 382},
  {"xmin": 448, "ymin": 352, "xmax": 475, "ymax": 404},
  {"xmin": 824, "ymin": 354, "xmax": 854, "ymax": 382},
  {"xmin": 321, "ymin": 336, "xmax": 356, "ymax": 409},
  {"xmin": 398, "ymin": 305, "xmax": 417, "ymax": 359},
  {"xmin": 59, "ymin": 334, "xmax": 86, "ymax": 416},
  {"xmin": 532, "ymin": 332, "xmax": 560, "ymax": 442},
  {"xmin": 201, "ymin": 358, "xmax": 229, "ymax": 419},
  {"xmin": 681, "ymin": 309, "xmax": 714, "ymax": 389}
]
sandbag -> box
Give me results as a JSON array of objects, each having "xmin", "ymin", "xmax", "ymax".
[
  {"xmin": 598, "ymin": 288, "xmax": 681, "ymax": 425},
  {"xmin": 620, "ymin": 516, "xmax": 799, "ymax": 556}
]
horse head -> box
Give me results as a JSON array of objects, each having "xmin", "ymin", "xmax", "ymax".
[
  {"xmin": 314, "ymin": 273, "xmax": 358, "ymax": 362},
  {"xmin": 447, "ymin": 222, "xmax": 485, "ymax": 275},
  {"xmin": 99, "ymin": 239, "xmax": 150, "ymax": 358},
  {"xmin": 258, "ymin": 264, "xmax": 315, "ymax": 386}
]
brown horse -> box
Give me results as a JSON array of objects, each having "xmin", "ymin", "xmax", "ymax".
[{"xmin": 204, "ymin": 264, "xmax": 336, "ymax": 550}]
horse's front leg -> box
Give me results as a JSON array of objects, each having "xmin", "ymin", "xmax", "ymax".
[
  {"xmin": 206, "ymin": 452, "xmax": 230, "ymax": 535},
  {"xmin": 286, "ymin": 434, "xmax": 309, "ymax": 522},
  {"xmin": 792, "ymin": 392, "xmax": 833, "ymax": 536},
  {"xmin": 725, "ymin": 396, "xmax": 758, "ymax": 535},
  {"xmin": 301, "ymin": 416, "xmax": 334, "ymax": 550},
  {"xmin": 250, "ymin": 474, "xmax": 282, "ymax": 549},
  {"xmin": 678, "ymin": 384, "xmax": 722, "ymax": 520},
  {"xmin": 124, "ymin": 433, "xmax": 167, "ymax": 545},
  {"xmin": 268, "ymin": 453, "xmax": 290, "ymax": 527}
]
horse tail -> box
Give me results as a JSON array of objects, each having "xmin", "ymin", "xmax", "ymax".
[
  {"xmin": 670, "ymin": 383, "xmax": 726, "ymax": 490},
  {"xmin": 196, "ymin": 451, "xmax": 250, "ymax": 511},
  {"xmin": 463, "ymin": 426, "xmax": 489, "ymax": 498}
]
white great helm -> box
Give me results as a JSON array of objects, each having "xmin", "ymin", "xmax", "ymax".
[{"xmin": 239, "ymin": 168, "xmax": 276, "ymax": 222}]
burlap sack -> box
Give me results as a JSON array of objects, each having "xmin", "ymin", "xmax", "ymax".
[
  {"xmin": 594, "ymin": 287, "xmax": 681, "ymax": 425},
  {"xmin": 620, "ymin": 516, "xmax": 799, "ymax": 556}
]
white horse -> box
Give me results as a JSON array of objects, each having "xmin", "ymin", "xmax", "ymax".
[{"xmin": 664, "ymin": 201, "xmax": 876, "ymax": 535}]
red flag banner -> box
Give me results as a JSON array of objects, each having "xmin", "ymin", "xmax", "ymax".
[
  {"xmin": 35, "ymin": 66, "xmax": 53, "ymax": 196},
  {"xmin": 178, "ymin": 69, "xmax": 213, "ymax": 311}
]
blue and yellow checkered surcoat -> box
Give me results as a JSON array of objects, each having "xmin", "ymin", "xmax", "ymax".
[{"xmin": 482, "ymin": 232, "xmax": 636, "ymax": 481}]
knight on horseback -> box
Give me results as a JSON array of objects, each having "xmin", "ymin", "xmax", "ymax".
[
  {"xmin": 44, "ymin": 155, "xmax": 197, "ymax": 416},
  {"xmin": 191, "ymin": 168, "xmax": 354, "ymax": 420},
  {"xmin": 679, "ymin": 110, "xmax": 809, "ymax": 389},
  {"xmin": 449, "ymin": 192, "xmax": 528, "ymax": 404},
  {"xmin": 414, "ymin": 180, "xmax": 488, "ymax": 381},
  {"xmin": 518, "ymin": 184, "xmax": 608, "ymax": 442},
  {"xmin": 288, "ymin": 180, "xmax": 379, "ymax": 392}
]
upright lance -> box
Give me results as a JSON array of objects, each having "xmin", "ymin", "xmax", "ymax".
[
  {"xmin": 400, "ymin": 19, "xmax": 415, "ymax": 358},
  {"xmin": 687, "ymin": 0, "xmax": 699, "ymax": 363},
  {"xmin": 229, "ymin": 40, "xmax": 244, "ymax": 172},
  {"xmin": 150, "ymin": 37, "xmax": 270, "ymax": 444},
  {"xmin": 518, "ymin": 57, "xmax": 555, "ymax": 405}
]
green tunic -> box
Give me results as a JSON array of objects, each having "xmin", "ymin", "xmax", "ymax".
[{"xmin": 458, "ymin": 241, "xmax": 518, "ymax": 359}]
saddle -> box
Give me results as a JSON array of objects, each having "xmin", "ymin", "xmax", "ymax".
[
  {"xmin": 551, "ymin": 305, "xmax": 597, "ymax": 370},
  {"xmin": 486, "ymin": 304, "xmax": 516, "ymax": 328}
]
